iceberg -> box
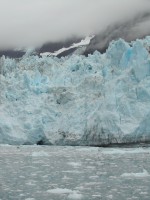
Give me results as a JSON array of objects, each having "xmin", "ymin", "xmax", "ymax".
[{"xmin": 0, "ymin": 37, "xmax": 150, "ymax": 145}]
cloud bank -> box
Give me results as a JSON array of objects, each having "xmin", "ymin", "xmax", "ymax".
[
  {"xmin": 0, "ymin": 0, "xmax": 150, "ymax": 50},
  {"xmin": 85, "ymin": 12, "xmax": 150, "ymax": 54}
]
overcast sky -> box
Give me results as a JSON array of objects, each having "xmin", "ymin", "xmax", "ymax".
[{"xmin": 0, "ymin": 0, "xmax": 150, "ymax": 50}]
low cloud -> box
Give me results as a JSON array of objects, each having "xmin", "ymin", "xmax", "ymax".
[
  {"xmin": 85, "ymin": 12, "xmax": 150, "ymax": 53},
  {"xmin": 0, "ymin": 0, "xmax": 150, "ymax": 50}
]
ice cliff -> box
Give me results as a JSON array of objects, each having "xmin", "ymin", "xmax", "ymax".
[{"xmin": 1, "ymin": 37, "xmax": 150, "ymax": 145}]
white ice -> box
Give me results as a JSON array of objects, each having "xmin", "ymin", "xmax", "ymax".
[
  {"xmin": 1, "ymin": 37, "xmax": 150, "ymax": 145},
  {"xmin": 121, "ymin": 169, "xmax": 150, "ymax": 178}
]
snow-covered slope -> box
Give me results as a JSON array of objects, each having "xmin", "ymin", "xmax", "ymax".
[
  {"xmin": 0, "ymin": 37, "xmax": 150, "ymax": 145},
  {"xmin": 40, "ymin": 36, "xmax": 94, "ymax": 57}
]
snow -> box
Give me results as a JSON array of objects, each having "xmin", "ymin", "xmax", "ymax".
[
  {"xmin": 1, "ymin": 37, "xmax": 150, "ymax": 145},
  {"xmin": 40, "ymin": 35, "xmax": 94, "ymax": 57}
]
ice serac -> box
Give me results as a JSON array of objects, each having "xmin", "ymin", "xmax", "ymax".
[{"xmin": 0, "ymin": 37, "xmax": 150, "ymax": 145}]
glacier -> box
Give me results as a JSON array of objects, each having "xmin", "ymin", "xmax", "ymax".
[{"xmin": 0, "ymin": 37, "xmax": 150, "ymax": 145}]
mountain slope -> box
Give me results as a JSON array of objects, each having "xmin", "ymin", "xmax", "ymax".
[{"xmin": 40, "ymin": 36, "xmax": 94, "ymax": 57}]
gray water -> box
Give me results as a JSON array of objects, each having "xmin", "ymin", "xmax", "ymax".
[{"xmin": 0, "ymin": 146, "xmax": 150, "ymax": 200}]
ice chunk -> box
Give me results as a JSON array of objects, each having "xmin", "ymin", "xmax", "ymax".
[
  {"xmin": 47, "ymin": 188, "xmax": 75, "ymax": 194},
  {"xmin": 68, "ymin": 192, "xmax": 83, "ymax": 199},
  {"xmin": 31, "ymin": 151, "xmax": 49, "ymax": 157},
  {"xmin": 121, "ymin": 169, "xmax": 149, "ymax": 178},
  {"xmin": 106, "ymin": 38, "xmax": 130, "ymax": 67}
]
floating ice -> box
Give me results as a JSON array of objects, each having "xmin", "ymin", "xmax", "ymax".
[
  {"xmin": 68, "ymin": 192, "xmax": 83, "ymax": 199},
  {"xmin": 47, "ymin": 188, "xmax": 83, "ymax": 199},
  {"xmin": 121, "ymin": 169, "xmax": 149, "ymax": 178},
  {"xmin": 31, "ymin": 151, "xmax": 49, "ymax": 157},
  {"xmin": 0, "ymin": 37, "xmax": 150, "ymax": 145}
]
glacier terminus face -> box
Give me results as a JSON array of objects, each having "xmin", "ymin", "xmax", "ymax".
[{"xmin": 0, "ymin": 37, "xmax": 150, "ymax": 145}]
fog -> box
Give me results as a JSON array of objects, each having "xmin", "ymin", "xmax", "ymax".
[{"xmin": 0, "ymin": 0, "xmax": 150, "ymax": 50}]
